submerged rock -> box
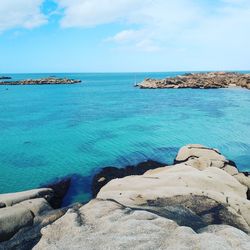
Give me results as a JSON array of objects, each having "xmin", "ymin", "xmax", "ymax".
[
  {"xmin": 136, "ymin": 72, "xmax": 250, "ymax": 89},
  {"xmin": 92, "ymin": 160, "xmax": 167, "ymax": 197},
  {"xmin": 0, "ymin": 77, "xmax": 81, "ymax": 85}
]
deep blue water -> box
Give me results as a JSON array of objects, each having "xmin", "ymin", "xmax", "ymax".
[{"xmin": 0, "ymin": 72, "xmax": 250, "ymax": 205}]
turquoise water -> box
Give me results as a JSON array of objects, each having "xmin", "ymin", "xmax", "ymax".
[{"xmin": 0, "ymin": 72, "xmax": 250, "ymax": 205}]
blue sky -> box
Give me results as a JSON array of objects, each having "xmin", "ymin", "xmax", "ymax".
[{"xmin": 0, "ymin": 0, "xmax": 249, "ymax": 73}]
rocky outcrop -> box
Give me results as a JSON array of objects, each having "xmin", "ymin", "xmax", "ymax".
[
  {"xmin": 97, "ymin": 145, "xmax": 250, "ymax": 234},
  {"xmin": 92, "ymin": 160, "xmax": 167, "ymax": 197},
  {"xmin": 0, "ymin": 188, "xmax": 54, "ymax": 207},
  {"xmin": 136, "ymin": 72, "xmax": 250, "ymax": 89},
  {"xmin": 174, "ymin": 144, "xmax": 250, "ymax": 197},
  {"xmin": 1, "ymin": 145, "xmax": 250, "ymax": 249},
  {"xmin": 0, "ymin": 202, "xmax": 78, "ymax": 250},
  {"xmin": 0, "ymin": 77, "xmax": 81, "ymax": 85},
  {"xmin": 0, "ymin": 188, "xmax": 54, "ymax": 242},
  {"xmin": 32, "ymin": 144, "xmax": 250, "ymax": 249},
  {"xmin": 34, "ymin": 199, "xmax": 250, "ymax": 250},
  {"xmin": 0, "ymin": 178, "xmax": 72, "ymax": 248}
]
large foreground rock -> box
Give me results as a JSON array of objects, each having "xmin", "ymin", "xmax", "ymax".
[
  {"xmin": 2, "ymin": 144, "xmax": 250, "ymax": 249},
  {"xmin": 34, "ymin": 144, "xmax": 250, "ymax": 249},
  {"xmin": 34, "ymin": 199, "xmax": 250, "ymax": 250},
  {"xmin": 98, "ymin": 165, "xmax": 250, "ymax": 233},
  {"xmin": 97, "ymin": 145, "xmax": 250, "ymax": 233}
]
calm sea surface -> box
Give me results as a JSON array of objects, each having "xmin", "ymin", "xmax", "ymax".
[{"xmin": 0, "ymin": 72, "xmax": 250, "ymax": 205}]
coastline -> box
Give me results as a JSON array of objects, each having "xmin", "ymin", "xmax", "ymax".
[{"xmin": 1, "ymin": 144, "xmax": 249, "ymax": 249}]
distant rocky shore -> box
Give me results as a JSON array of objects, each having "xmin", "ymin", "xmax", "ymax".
[
  {"xmin": 0, "ymin": 77, "xmax": 81, "ymax": 85},
  {"xmin": 1, "ymin": 144, "xmax": 250, "ymax": 249},
  {"xmin": 136, "ymin": 72, "xmax": 250, "ymax": 89},
  {"xmin": 0, "ymin": 76, "xmax": 11, "ymax": 80}
]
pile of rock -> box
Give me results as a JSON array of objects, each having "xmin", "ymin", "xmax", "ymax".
[
  {"xmin": 0, "ymin": 77, "xmax": 81, "ymax": 85},
  {"xmin": 33, "ymin": 145, "xmax": 250, "ymax": 249},
  {"xmin": 136, "ymin": 72, "xmax": 250, "ymax": 89}
]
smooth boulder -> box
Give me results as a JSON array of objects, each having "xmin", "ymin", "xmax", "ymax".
[
  {"xmin": 174, "ymin": 144, "xmax": 250, "ymax": 198},
  {"xmin": 0, "ymin": 206, "xmax": 34, "ymax": 242},
  {"xmin": 34, "ymin": 199, "xmax": 250, "ymax": 250}
]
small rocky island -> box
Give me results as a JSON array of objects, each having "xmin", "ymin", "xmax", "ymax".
[
  {"xmin": 0, "ymin": 76, "xmax": 11, "ymax": 80},
  {"xmin": 0, "ymin": 77, "xmax": 81, "ymax": 85},
  {"xmin": 0, "ymin": 144, "xmax": 250, "ymax": 249},
  {"xmin": 136, "ymin": 72, "xmax": 250, "ymax": 89}
]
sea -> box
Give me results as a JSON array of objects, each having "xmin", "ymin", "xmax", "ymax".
[{"xmin": 0, "ymin": 72, "xmax": 250, "ymax": 205}]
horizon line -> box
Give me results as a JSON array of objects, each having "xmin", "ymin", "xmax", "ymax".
[{"xmin": 1, "ymin": 69, "xmax": 250, "ymax": 75}]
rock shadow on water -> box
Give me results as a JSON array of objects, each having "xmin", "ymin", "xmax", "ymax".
[
  {"xmin": 40, "ymin": 174, "xmax": 93, "ymax": 207},
  {"xmin": 234, "ymin": 155, "xmax": 250, "ymax": 172},
  {"xmin": 64, "ymin": 174, "xmax": 93, "ymax": 206}
]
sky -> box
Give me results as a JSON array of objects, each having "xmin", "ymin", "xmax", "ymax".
[{"xmin": 0, "ymin": 0, "xmax": 249, "ymax": 73}]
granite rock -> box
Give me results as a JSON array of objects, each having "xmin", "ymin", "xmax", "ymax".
[
  {"xmin": 92, "ymin": 160, "xmax": 167, "ymax": 197},
  {"xmin": 34, "ymin": 199, "xmax": 250, "ymax": 250}
]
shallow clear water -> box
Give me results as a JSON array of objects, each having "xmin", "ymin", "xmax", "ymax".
[{"xmin": 0, "ymin": 72, "xmax": 250, "ymax": 205}]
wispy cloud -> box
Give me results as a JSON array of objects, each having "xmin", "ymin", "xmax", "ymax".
[
  {"xmin": 55, "ymin": 0, "xmax": 250, "ymax": 54},
  {"xmin": 55, "ymin": 0, "xmax": 142, "ymax": 28},
  {"xmin": 0, "ymin": 0, "xmax": 47, "ymax": 33}
]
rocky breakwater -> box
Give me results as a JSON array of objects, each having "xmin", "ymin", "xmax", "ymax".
[
  {"xmin": 136, "ymin": 72, "xmax": 250, "ymax": 89},
  {"xmin": 34, "ymin": 144, "xmax": 250, "ymax": 250},
  {"xmin": 0, "ymin": 77, "xmax": 81, "ymax": 85}
]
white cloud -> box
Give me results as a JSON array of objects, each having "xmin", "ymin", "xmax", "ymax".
[
  {"xmin": 55, "ymin": 0, "xmax": 144, "ymax": 28},
  {"xmin": 55, "ymin": 0, "xmax": 250, "ymax": 56},
  {"xmin": 55, "ymin": 0, "xmax": 204, "ymax": 51},
  {"xmin": 0, "ymin": 0, "xmax": 47, "ymax": 33},
  {"xmin": 107, "ymin": 29, "xmax": 141, "ymax": 43}
]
